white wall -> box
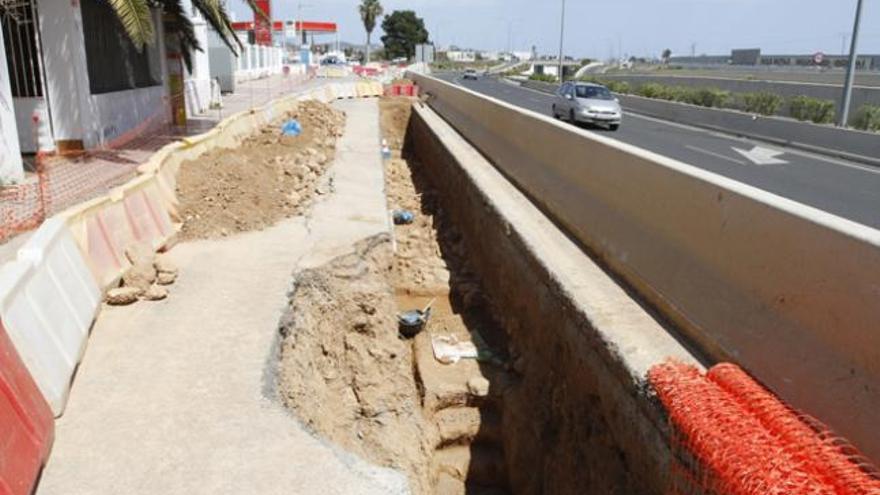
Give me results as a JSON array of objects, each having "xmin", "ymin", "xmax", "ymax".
[
  {"xmin": 0, "ymin": 25, "xmax": 23, "ymax": 183},
  {"xmin": 36, "ymin": 1, "xmax": 170, "ymax": 149},
  {"xmin": 36, "ymin": 0, "xmax": 93, "ymax": 144},
  {"xmin": 88, "ymin": 85, "xmax": 168, "ymax": 147},
  {"xmin": 12, "ymin": 98, "xmax": 52, "ymax": 153},
  {"xmin": 182, "ymin": 0, "xmax": 211, "ymax": 116}
]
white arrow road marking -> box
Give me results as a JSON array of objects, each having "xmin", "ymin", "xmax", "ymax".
[{"xmin": 733, "ymin": 146, "xmax": 789, "ymax": 165}]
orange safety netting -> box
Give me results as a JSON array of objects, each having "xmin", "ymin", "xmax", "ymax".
[
  {"xmin": 649, "ymin": 360, "xmax": 880, "ymax": 495},
  {"xmin": 0, "ymin": 153, "xmax": 49, "ymax": 242}
]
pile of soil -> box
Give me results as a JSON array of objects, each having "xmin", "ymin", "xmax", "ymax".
[
  {"xmin": 277, "ymin": 236, "xmax": 434, "ymax": 494},
  {"xmin": 176, "ymin": 100, "xmax": 345, "ymax": 240}
]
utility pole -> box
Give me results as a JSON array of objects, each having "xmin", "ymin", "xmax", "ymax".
[
  {"xmin": 557, "ymin": 0, "xmax": 566, "ymax": 82},
  {"xmin": 839, "ymin": 0, "xmax": 864, "ymax": 127}
]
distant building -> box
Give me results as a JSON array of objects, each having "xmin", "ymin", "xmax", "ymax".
[
  {"xmin": 523, "ymin": 60, "xmax": 581, "ymax": 79},
  {"xmin": 444, "ymin": 50, "xmax": 477, "ymax": 63},
  {"xmin": 670, "ymin": 49, "xmax": 880, "ymax": 71}
]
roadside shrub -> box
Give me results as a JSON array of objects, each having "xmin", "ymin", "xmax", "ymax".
[
  {"xmin": 637, "ymin": 83, "xmax": 666, "ymax": 99},
  {"xmin": 789, "ymin": 95, "xmax": 836, "ymax": 124},
  {"xmin": 742, "ymin": 92, "xmax": 785, "ymax": 115},
  {"xmin": 681, "ymin": 87, "xmax": 731, "ymax": 108},
  {"xmin": 529, "ymin": 73, "xmax": 558, "ymax": 83},
  {"xmin": 604, "ymin": 80, "xmax": 631, "ymax": 94},
  {"xmin": 853, "ymin": 105, "xmax": 880, "ymax": 132}
]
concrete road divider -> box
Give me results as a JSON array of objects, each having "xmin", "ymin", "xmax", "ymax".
[
  {"xmin": 412, "ymin": 72, "xmax": 880, "ymax": 462},
  {"xmin": 0, "ymin": 218, "xmax": 100, "ymax": 416},
  {"xmin": 0, "ymin": 320, "xmax": 54, "ymax": 495}
]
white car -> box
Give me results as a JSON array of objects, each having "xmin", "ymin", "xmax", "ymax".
[
  {"xmin": 462, "ymin": 69, "xmax": 479, "ymax": 81},
  {"xmin": 552, "ymin": 82, "xmax": 622, "ymax": 131}
]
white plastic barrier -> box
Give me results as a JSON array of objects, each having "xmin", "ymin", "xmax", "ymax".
[
  {"xmin": 337, "ymin": 83, "xmax": 357, "ymax": 99},
  {"xmin": 0, "ymin": 218, "xmax": 101, "ymax": 416}
]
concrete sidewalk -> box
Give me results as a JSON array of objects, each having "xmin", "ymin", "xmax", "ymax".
[{"xmin": 36, "ymin": 99, "xmax": 400, "ymax": 495}]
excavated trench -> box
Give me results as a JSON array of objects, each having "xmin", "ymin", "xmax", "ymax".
[{"xmin": 276, "ymin": 98, "xmax": 657, "ymax": 494}]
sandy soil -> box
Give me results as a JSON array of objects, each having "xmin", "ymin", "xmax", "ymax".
[
  {"xmin": 277, "ymin": 98, "xmax": 512, "ymax": 494},
  {"xmin": 277, "ymin": 237, "xmax": 434, "ymax": 495},
  {"xmin": 176, "ymin": 100, "xmax": 345, "ymax": 240}
]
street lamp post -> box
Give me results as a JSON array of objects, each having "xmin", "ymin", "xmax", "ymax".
[
  {"xmin": 839, "ymin": 0, "xmax": 864, "ymax": 127},
  {"xmin": 557, "ymin": 0, "xmax": 566, "ymax": 82}
]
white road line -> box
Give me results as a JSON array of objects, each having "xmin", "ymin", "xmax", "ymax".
[
  {"xmin": 627, "ymin": 112, "xmax": 880, "ymax": 175},
  {"xmin": 685, "ymin": 145, "xmax": 748, "ymax": 165},
  {"xmin": 487, "ymin": 81, "xmax": 880, "ymax": 175}
]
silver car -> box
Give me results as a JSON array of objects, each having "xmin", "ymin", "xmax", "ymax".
[
  {"xmin": 552, "ymin": 82, "xmax": 622, "ymax": 131},
  {"xmin": 463, "ymin": 69, "xmax": 479, "ymax": 80}
]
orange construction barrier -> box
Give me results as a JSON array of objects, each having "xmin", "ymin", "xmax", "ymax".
[{"xmin": 0, "ymin": 320, "xmax": 54, "ymax": 495}]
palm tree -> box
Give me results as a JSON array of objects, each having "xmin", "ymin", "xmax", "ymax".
[
  {"xmin": 107, "ymin": 0, "xmax": 267, "ymax": 71},
  {"xmin": 358, "ymin": 0, "xmax": 383, "ymax": 64}
]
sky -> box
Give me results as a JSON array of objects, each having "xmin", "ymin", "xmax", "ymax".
[{"xmin": 229, "ymin": 0, "xmax": 880, "ymax": 60}]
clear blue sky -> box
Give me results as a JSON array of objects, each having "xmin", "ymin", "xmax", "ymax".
[{"xmin": 230, "ymin": 0, "xmax": 880, "ymax": 59}]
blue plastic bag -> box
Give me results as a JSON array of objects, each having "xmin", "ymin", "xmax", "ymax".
[{"xmin": 281, "ymin": 119, "xmax": 302, "ymax": 137}]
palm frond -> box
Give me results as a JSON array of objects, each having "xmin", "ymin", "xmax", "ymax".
[
  {"xmin": 161, "ymin": 0, "xmax": 200, "ymax": 72},
  {"xmin": 107, "ymin": 0, "xmax": 155, "ymax": 50},
  {"xmin": 358, "ymin": 0, "xmax": 383, "ymax": 34},
  {"xmin": 191, "ymin": 0, "xmax": 242, "ymax": 54}
]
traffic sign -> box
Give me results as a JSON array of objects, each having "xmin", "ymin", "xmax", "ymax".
[{"xmin": 813, "ymin": 52, "xmax": 825, "ymax": 65}]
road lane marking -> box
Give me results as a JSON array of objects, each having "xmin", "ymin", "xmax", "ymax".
[
  {"xmin": 627, "ymin": 112, "xmax": 880, "ymax": 175},
  {"xmin": 733, "ymin": 146, "xmax": 788, "ymax": 165},
  {"xmin": 476, "ymin": 81, "xmax": 880, "ymax": 175},
  {"xmin": 685, "ymin": 145, "xmax": 747, "ymax": 165}
]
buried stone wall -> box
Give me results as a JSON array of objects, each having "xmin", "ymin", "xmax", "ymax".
[{"xmin": 405, "ymin": 103, "xmax": 688, "ymax": 494}]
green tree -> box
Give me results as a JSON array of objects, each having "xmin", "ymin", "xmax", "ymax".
[
  {"xmin": 380, "ymin": 10, "xmax": 429, "ymax": 60},
  {"xmin": 107, "ymin": 0, "xmax": 265, "ymax": 71},
  {"xmin": 661, "ymin": 48, "xmax": 672, "ymax": 64},
  {"xmin": 358, "ymin": 0, "xmax": 384, "ymax": 64}
]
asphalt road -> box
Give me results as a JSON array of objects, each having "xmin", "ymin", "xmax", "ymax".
[{"xmin": 438, "ymin": 74, "xmax": 880, "ymax": 229}]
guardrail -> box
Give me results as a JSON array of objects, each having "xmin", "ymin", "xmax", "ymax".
[
  {"xmin": 413, "ymin": 72, "xmax": 880, "ymax": 462},
  {"xmin": 518, "ymin": 79, "xmax": 880, "ymax": 167}
]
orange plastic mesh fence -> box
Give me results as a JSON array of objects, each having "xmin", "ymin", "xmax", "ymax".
[
  {"xmin": 649, "ymin": 361, "xmax": 880, "ymax": 495},
  {"xmin": 0, "ymin": 153, "xmax": 49, "ymax": 241}
]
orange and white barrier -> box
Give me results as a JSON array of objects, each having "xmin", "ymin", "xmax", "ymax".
[
  {"xmin": 0, "ymin": 218, "xmax": 100, "ymax": 416},
  {"xmin": 61, "ymin": 175, "xmax": 174, "ymax": 288},
  {"xmin": 0, "ymin": 320, "xmax": 54, "ymax": 495}
]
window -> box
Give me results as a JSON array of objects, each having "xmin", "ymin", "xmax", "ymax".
[
  {"xmin": 1, "ymin": 0, "xmax": 43, "ymax": 98},
  {"xmin": 575, "ymin": 85, "xmax": 614, "ymax": 100},
  {"xmin": 80, "ymin": 0, "xmax": 161, "ymax": 94}
]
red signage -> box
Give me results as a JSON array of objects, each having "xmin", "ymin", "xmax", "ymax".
[
  {"xmin": 231, "ymin": 21, "xmax": 338, "ymax": 34},
  {"xmin": 253, "ymin": 0, "xmax": 272, "ymax": 45}
]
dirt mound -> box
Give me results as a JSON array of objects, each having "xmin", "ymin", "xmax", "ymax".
[
  {"xmin": 277, "ymin": 236, "xmax": 433, "ymax": 494},
  {"xmin": 177, "ymin": 100, "xmax": 345, "ymax": 240}
]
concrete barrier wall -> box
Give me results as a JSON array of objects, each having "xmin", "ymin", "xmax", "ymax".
[
  {"xmin": 519, "ymin": 79, "xmax": 880, "ymax": 166},
  {"xmin": 412, "ymin": 73, "xmax": 880, "ymax": 462},
  {"xmin": 409, "ymin": 103, "xmax": 699, "ymax": 493}
]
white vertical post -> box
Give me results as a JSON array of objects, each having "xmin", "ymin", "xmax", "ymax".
[{"xmin": 0, "ymin": 25, "xmax": 24, "ymax": 183}]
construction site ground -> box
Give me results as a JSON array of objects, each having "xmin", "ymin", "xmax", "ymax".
[
  {"xmin": 35, "ymin": 99, "xmax": 403, "ymax": 494},
  {"xmin": 0, "ymin": 75, "xmax": 328, "ymax": 264}
]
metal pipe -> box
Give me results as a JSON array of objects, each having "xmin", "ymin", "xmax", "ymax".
[
  {"xmin": 839, "ymin": 0, "xmax": 864, "ymax": 127},
  {"xmin": 557, "ymin": 0, "xmax": 566, "ymax": 82}
]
